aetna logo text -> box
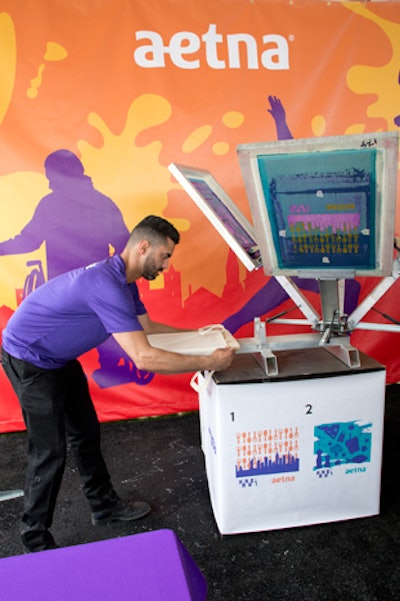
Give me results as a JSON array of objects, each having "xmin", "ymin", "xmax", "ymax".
[{"xmin": 133, "ymin": 24, "xmax": 290, "ymax": 70}]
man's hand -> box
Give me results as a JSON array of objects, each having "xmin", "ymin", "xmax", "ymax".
[
  {"xmin": 208, "ymin": 347, "xmax": 236, "ymax": 371},
  {"xmin": 114, "ymin": 330, "xmax": 237, "ymax": 375}
]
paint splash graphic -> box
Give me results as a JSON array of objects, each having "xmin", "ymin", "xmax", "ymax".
[
  {"xmin": 182, "ymin": 110, "xmax": 244, "ymax": 155},
  {"xmin": 345, "ymin": 2, "xmax": 400, "ymax": 132},
  {"xmin": 27, "ymin": 42, "xmax": 68, "ymax": 99},
  {"xmin": 0, "ymin": 13, "xmax": 16, "ymax": 125},
  {"xmin": 309, "ymin": 4, "xmax": 400, "ymax": 138},
  {"xmin": 79, "ymin": 98, "xmax": 245, "ymax": 227}
]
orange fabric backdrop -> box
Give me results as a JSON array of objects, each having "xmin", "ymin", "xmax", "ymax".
[{"xmin": 0, "ymin": 0, "xmax": 400, "ymax": 432}]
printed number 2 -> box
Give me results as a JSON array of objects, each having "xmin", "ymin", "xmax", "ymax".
[{"xmin": 305, "ymin": 404, "xmax": 312, "ymax": 415}]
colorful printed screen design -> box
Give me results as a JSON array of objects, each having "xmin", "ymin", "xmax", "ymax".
[{"xmin": 257, "ymin": 148, "xmax": 377, "ymax": 272}]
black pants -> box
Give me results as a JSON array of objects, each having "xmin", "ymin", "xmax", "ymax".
[{"xmin": 1, "ymin": 349, "xmax": 115, "ymax": 548}]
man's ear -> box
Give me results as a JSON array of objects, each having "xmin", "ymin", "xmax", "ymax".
[{"xmin": 137, "ymin": 240, "xmax": 150, "ymax": 255}]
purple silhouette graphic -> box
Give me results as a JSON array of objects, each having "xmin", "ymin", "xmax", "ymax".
[
  {"xmin": 92, "ymin": 335, "xmax": 155, "ymax": 389},
  {"xmin": 0, "ymin": 149, "xmax": 152, "ymax": 388},
  {"xmin": 267, "ymin": 95, "xmax": 293, "ymax": 140},
  {"xmin": 0, "ymin": 149, "xmax": 129, "ymax": 278},
  {"xmin": 223, "ymin": 95, "xmax": 360, "ymax": 334}
]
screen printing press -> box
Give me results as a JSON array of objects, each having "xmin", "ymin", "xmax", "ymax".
[{"xmin": 169, "ymin": 131, "xmax": 400, "ymax": 534}]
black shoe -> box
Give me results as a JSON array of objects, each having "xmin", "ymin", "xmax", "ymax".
[
  {"xmin": 22, "ymin": 531, "xmax": 60, "ymax": 553},
  {"xmin": 91, "ymin": 499, "xmax": 151, "ymax": 526}
]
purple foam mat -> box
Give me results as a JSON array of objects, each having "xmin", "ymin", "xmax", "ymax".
[{"xmin": 0, "ymin": 529, "xmax": 207, "ymax": 601}]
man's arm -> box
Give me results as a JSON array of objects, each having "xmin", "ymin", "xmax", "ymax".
[
  {"xmin": 112, "ymin": 329, "xmax": 235, "ymax": 374},
  {"xmin": 137, "ymin": 312, "xmax": 190, "ymax": 335}
]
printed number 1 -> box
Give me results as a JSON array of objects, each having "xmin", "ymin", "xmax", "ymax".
[
  {"xmin": 230, "ymin": 412, "xmax": 235, "ymax": 422},
  {"xmin": 305, "ymin": 404, "xmax": 312, "ymax": 415}
]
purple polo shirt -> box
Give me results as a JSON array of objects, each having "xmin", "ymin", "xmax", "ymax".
[{"xmin": 2, "ymin": 255, "xmax": 146, "ymax": 369}]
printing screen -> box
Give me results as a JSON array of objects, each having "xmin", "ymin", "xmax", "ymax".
[
  {"xmin": 188, "ymin": 177, "xmax": 261, "ymax": 263},
  {"xmin": 168, "ymin": 163, "xmax": 262, "ymax": 271},
  {"xmin": 238, "ymin": 132, "xmax": 398, "ymax": 277},
  {"xmin": 257, "ymin": 148, "xmax": 376, "ymax": 271}
]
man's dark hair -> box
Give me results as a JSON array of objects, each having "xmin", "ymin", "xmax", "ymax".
[{"xmin": 131, "ymin": 215, "xmax": 180, "ymax": 245}]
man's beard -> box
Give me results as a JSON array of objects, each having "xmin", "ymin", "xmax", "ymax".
[{"xmin": 142, "ymin": 255, "xmax": 163, "ymax": 281}]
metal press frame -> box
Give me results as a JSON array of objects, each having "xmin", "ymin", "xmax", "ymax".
[{"xmin": 237, "ymin": 252, "xmax": 400, "ymax": 376}]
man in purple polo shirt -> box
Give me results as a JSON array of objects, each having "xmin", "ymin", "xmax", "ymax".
[{"xmin": 1, "ymin": 215, "xmax": 236, "ymax": 553}]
